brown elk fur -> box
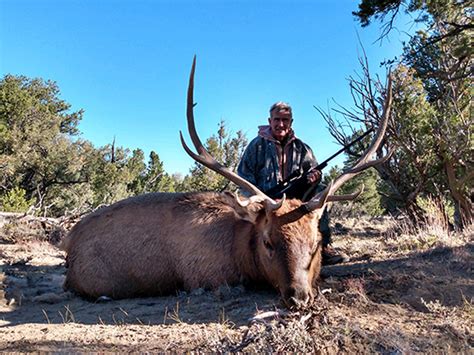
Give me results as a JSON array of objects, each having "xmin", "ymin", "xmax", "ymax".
[{"xmin": 62, "ymin": 191, "xmax": 322, "ymax": 306}]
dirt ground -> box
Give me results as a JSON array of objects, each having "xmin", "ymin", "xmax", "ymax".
[{"xmin": 0, "ymin": 215, "xmax": 472, "ymax": 353}]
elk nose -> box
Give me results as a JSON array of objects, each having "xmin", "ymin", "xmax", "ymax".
[{"xmin": 284, "ymin": 287, "xmax": 313, "ymax": 309}]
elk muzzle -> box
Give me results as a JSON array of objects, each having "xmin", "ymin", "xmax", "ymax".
[{"xmin": 281, "ymin": 283, "xmax": 314, "ymax": 309}]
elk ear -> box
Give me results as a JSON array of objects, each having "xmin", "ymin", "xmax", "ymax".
[{"xmin": 225, "ymin": 192, "xmax": 265, "ymax": 223}]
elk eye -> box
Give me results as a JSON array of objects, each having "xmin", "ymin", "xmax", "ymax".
[{"xmin": 263, "ymin": 240, "xmax": 274, "ymax": 252}]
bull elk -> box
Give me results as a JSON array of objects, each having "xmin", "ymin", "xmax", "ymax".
[{"xmin": 62, "ymin": 58, "xmax": 392, "ymax": 308}]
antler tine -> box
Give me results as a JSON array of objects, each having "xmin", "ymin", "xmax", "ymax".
[
  {"xmin": 186, "ymin": 56, "xmax": 209, "ymax": 158},
  {"xmin": 180, "ymin": 57, "xmax": 281, "ymax": 208},
  {"xmin": 326, "ymin": 184, "xmax": 364, "ymax": 202},
  {"xmin": 304, "ymin": 74, "xmax": 393, "ymax": 212}
]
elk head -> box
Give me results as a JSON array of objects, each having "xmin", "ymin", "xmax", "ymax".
[{"xmin": 180, "ymin": 57, "xmax": 392, "ymax": 308}]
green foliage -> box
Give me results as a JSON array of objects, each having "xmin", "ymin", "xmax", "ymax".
[
  {"xmin": 325, "ymin": 134, "xmax": 385, "ymax": 217},
  {"xmin": 0, "ymin": 75, "xmax": 88, "ymax": 214},
  {"xmin": 0, "ymin": 187, "xmax": 33, "ymax": 213},
  {"xmin": 351, "ymin": 0, "xmax": 473, "ymax": 226},
  {"xmin": 141, "ymin": 151, "xmax": 176, "ymax": 193},
  {"xmin": 0, "ymin": 73, "xmax": 249, "ymax": 216},
  {"xmin": 89, "ymin": 146, "xmax": 132, "ymax": 205},
  {"xmin": 382, "ymin": 65, "xmax": 440, "ymax": 205},
  {"xmin": 126, "ymin": 149, "xmax": 147, "ymax": 194},
  {"xmin": 0, "ymin": 74, "xmax": 182, "ymax": 216},
  {"xmin": 343, "ymin": 169, "xmax": 385, "ymax": 217},
  {"xmin": 398, "ymin": 2, "xmax": 472, "ymax": 225},
  {"xmin": 353, "ymin": 0, "xmax": 463, "ymax": 28},
  {"xmin": 322, "ymin": 165, "xmax": 342, "ymax": 186},
  {"xmin": 353, "ymin": 0, "xmax": 407, "ymax": 27},
  {"xmin": 0, "ymin": 72, "xmax": 249, "ymax": 216}
]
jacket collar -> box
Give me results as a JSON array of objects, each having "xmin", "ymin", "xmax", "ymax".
[{"xmin": 258, "ymin": 125, "xmax": 296, "ymax": 145}]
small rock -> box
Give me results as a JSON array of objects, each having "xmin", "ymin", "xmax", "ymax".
[{"xmin": 96, "ymin": 295, "xmax": 113, "ymax": 303}]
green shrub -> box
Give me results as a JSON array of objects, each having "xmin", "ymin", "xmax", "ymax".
[{"xmin": 0, "ymin": 187, "xmax": 33, "ymax": 212}]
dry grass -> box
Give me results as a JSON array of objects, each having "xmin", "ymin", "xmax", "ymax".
[{"xmin": 0, "ymin": 213, "xmax": 472, "ymax": 353}]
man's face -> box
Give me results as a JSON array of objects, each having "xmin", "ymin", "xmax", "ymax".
[{"xmin": 269, "ymin": 111, "xmax": 293, "ymax": 142}]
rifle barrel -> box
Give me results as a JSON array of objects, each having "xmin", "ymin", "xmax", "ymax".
[
  {"xmin": 263, "ymin": 126, "xmax": 375, "ymax": 198},
  {"xmin": 315, "ymin": 127, "xmax": 374, "ymax": 170}
]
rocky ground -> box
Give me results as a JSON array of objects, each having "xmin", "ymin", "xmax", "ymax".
[{"xmin": 0, "ymin": 214, "xmax": 472, "ymax": 352}]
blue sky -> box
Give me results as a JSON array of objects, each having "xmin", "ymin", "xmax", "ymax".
[{"xmin": 1, "ymin": 0, "xmax": 416, "ymax": 175}]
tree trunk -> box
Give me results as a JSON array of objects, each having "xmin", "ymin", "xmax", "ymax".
[{"xmin": 444, "ymin": 159, "xmax": 473, "ymax": 228}]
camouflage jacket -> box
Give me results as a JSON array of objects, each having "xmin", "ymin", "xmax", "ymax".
[{"xmin": 237, "ymin": 125, "xmax": 318, "ymax": 195}]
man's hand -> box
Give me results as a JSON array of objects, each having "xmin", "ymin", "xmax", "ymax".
[{"xmin": 306, "ymin": 169, "xmax": 322, "ymax": 184}]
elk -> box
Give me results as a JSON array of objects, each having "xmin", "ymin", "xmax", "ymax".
[{"xmin": 62, "ymin": 58, "xmax": 392, "ymax": 308}]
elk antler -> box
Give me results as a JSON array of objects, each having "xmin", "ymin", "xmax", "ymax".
[
  {"xmin": 304, "ymin": 74, "xmax": 394, "ymax": 213},
  {"xmin": 180, "ymin": 56, "xmax": 283, "ymax": 210}
]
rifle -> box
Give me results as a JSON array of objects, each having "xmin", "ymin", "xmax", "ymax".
[{"xmin": 264, "ymin": 127, "xmax": 375, "ymax": 199}]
